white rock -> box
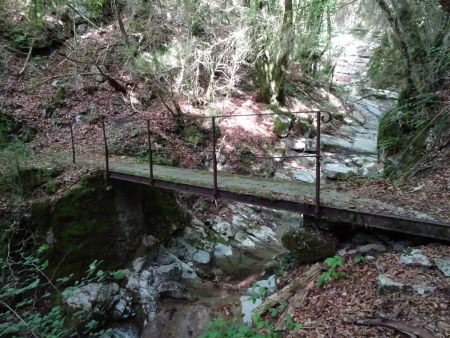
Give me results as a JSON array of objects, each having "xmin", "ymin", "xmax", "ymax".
[
  {"xmin": 399, "ymin": 249, "xmax": 431, "ymax": 267},
  {"xmin": 214, "ymin": 243, "xmax": 233, "ymax": 257},
  {"xmin": 213, "ymin": 220, "xmax": 235, "ymax": 238},
  {"xmin": 434, "ymin": 257, "xmax": 450, "ymax": 277},
  {"xmin": 132, "ymin": 257, "xmax": 145, "ymax": 273},
  {"xmin": 323, "ymin": 163, "xmax": 355, "ymax": 179},
  {"xmin": 101, "ymin": 324, "xmax": 140, "ymax": 338},
  {"xmin": 288, "ymin": 139, "xmax": 306, "ymax": 151},
  {"xmin": 377, "ymin": 275, "xmax": 404, "ymax": 295},
  {"xmin": 180, "ymin": 262, "xmax": 198, "ymax": 280},
  {"xmin": 192, "ymin": 250, "xmax": 211, "ymax": 264},
  {"xmin": 63, "ymin": 283, "xmax": 124, "ymax": 316},
  {"xmin": 112, "ymin": 290, "xmax": 134, "ymax": 320},
  {"xmin": 358, "ymin": 243, "xmax": 387, "ymax": 255},
  {"xmin": 292, "ymin": 169, "xmax": 316, "ymax": 183},
  {"xmin": 234, "ymin": 231, "xmax": 256, "ymax": 248},
  {"xmin": 412, "ymin": 284, "xmax": 436, "ymax": 295}
]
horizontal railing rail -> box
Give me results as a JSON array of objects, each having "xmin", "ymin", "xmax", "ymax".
[{"xmin": 67, "ymin": 110, "xmax": 333, "ymax": 222}]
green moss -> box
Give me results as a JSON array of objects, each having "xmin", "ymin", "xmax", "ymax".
[
  {"xmin": 236, "ymin": 147, "xmax": 254, "ymax": 169},
  {"xmin": 45, "ymin": 180, "xmax": 61, "ymax": 194},
  {"xmin": 31, "ymin": 200, "xmax": 52, "ymax": 232},
  {"xmin": 293, "ymin": 117, "xmax": 316, "ymax": 137},
  {"xmin": 281, "ymin": 228, "xmax": 337, "ymax": 264},
  {"xmin": 368, "ymin": 35, "xmax": 403, "ymax": 90},
  {"xmin": 31, "ymin": 172, "xmax": 189, "ymax": 278},
  {"xmin": 52, "ymin": 87, "xmax": 67, "ymax": 103},
  {"xmin": 273, "ymin": 113, "xmax": 293, "ymax": 138},
  {"xmin": 141, "ymin": 186, "xmax": 190, "ymax": 242},
  {"xmin": 0, "ymin": 113, "xmax": 36, "ymax": 147},
  {"xmin": 183, "ymin": 126, "xmax": 205, "ymax": 147}
]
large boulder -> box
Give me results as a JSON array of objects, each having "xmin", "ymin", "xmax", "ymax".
[
  {"xmin": 29, "ymin": 15, "xmax": 70, "ymax": 49},
  {"xmin": 273, "ymin": 114, "xmax": 293, "ymax": 138},
  {"xmin": 63, "ymin": 282, "xmax": 133, "ymax": 320},
  {"xmin": 281, "ymin": 228, "xmax": 338, "ymax": 264}
]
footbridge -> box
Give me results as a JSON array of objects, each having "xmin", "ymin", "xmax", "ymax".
[{"xmin": 68, "ymin": 111, "xmax": 450, "ymax": 241}]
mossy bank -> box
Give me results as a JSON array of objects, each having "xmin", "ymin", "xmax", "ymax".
[{"xmin": 31, "ymin": 172, "xmax": 190, "ymax": 277}]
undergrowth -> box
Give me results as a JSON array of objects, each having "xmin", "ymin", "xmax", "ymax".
[{"xmin": 0, "ymin": 230, "xmax": 122, "ymax": 337}]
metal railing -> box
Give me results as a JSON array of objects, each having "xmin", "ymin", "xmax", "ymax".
[{"xmin": 69, "ymin": 110, "xmax": 332, "ymax": 220}]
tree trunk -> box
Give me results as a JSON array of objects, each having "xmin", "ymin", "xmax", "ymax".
[
  {"xmin": 439, "ymin": 0, "xmax": 450, "ymax": 13},
  {"xmin": 258, "ymin": 0, "xmax": 293, "ymax": 105},
  {"xmin": 375, "ymin": 0, "xmax": 417, "ymax": 97}
]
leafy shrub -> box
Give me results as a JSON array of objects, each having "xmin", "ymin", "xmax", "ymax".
[
  {"xmin": 0, "ymin": 236, "xmax": 114, "ymax": 337},
  {"xmin": 200, "ymin": 314, "xmax": 278, "ymax": 338},
  {"xmin": 317, "ymin": 255, "xmax": 348, "ymax": 287},
  {"xmin": 248, "ymin": 283, "xmax": 268, "ymax": 304},
  {"xmin": 353, "ymin": 255, "xmax": 367, "ymax": 265}
]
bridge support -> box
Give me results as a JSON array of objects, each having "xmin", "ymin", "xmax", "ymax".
[
  {"xmin": 101, "ymin": 117, "xmax": 109, "ymax": 176},
  {"xmin": 69, "ymin": 122, "xmax": 76, "ymax": 165},
  {"xmin": 212, "ymin": 117, "xmax": 218, "ymax": 199},
  {"xmin": 315, "ymin": 111, "xmax": 321, "ymax": 222},
  {"xmin": 147, "ymin": 120, "xmax": 154, "ymax": 184}
]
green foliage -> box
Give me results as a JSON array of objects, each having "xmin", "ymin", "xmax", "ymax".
[
  {"xmin": 371, "ymin": 0, "xmax": 450, "ymax": 174},
  {"xmin": 248, "ymin": 283, "xmax": 269, "ymax": 304},
  {"xmin": 272, "ymin": 114, "xmax": 293, "ymax": 138},
  {"xmin": 368, "ymin": 35, "xmax": 404, "ymax": 90},
  {"xmin": 183, "ymin": 125, "xmax": 205, "ymax": 147},
  {"xmin": 80, "ymin": 0, "xmax": 107, "ymax": 14},
  {"xmin": 0, "ymin": 239, "xmax": 111, "ymax": 337},
  {"xmin": 199, "ymin": 317, "xmax": 272, "ymax": 338},
  {"xmin": 0, "ymin": 113, "xmax": 35, "ymax": 147},
  {"xmin": 284, "ymin": 314, "xmax": 303, "ymax": 330},
  {"xmin": 0, "ymin": 141, "xmax": 32, "ymax": 197},
  {"xmin": 200, "ymin": 309, "xmax": 304, "ymax": 338},
  {"xmin": 317, "ymin": 255, "xmax": 348, "ymax": 287},
  {"xmin": 111, "ymin": 269, "xmax": 126, "ymax": 281},
  {"xmin": 236, "ymin": 147, "xmax": 255, "ymax": 169},
  {"xmin": 353, "ymin": 255, "xmax": 367, "ymax": 265}
]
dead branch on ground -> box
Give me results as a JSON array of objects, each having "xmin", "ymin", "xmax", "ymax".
[{"xmin": 355, "ymin": 318, "xmax": 436, "ymax": 338}]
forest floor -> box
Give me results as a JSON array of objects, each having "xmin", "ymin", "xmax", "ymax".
[{"xmin": 277, "ymin": 243, "xmax": 450, "ymax": 338}]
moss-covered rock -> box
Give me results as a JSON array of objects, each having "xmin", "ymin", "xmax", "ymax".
[
  {"xmin": 273, "ymin": 114, "xmax": 293, "ymax": 138},
  {"xmin": 182, "ymin": 126, "xmax": 205, "ymax": 147},
  {"xmin": 16, "ymin": 167, "xmax": 60, "ymax": 197},
  {"xmin": 32, "ymin": 173, "xmax": 190, "ymax": 278},
  {"xmin": 281, "ymin": 228, "xmax": 337, "ymax": 264},
  {"xmin": 0, "ymin": 113, "xmax": 36, "ymax": 147},
  {"xmin": 292, "ymin": 117, "xmax": 316, "ymax": 138}
]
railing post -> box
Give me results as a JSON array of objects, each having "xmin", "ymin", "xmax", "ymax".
[
  {"xmin": 315, "ymin": 111, "xmax": 321, "ymax": 222},
  {"xmin": 147, "ymin": 120, "xmax": 154, "ymax": 184},
  {"xmin": 69, "ymin": 122, "xmax": 76, "ymax": 164},
  {"xmin": 212, "ymin": 117, "xmax": 218, "ymax": 198},
  {"xmin": 101, "ymin": 117, "xmax": 109, "ymax": 176}
]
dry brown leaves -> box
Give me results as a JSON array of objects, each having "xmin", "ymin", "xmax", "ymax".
[
  {"xmin": 276, "ymin": 245, "xmax": 450, "ymax": 338},
  {"xmin": 340, "ymin": 167, "xmax": 450, "ymax": 224}
]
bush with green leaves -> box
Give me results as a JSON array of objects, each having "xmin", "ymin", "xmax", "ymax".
[
  {"xmin": 353, "ymin": 255, "xmax": 367, "ymax": 265},
  {"xmin": 248, "ymin": 283, "xmax": 269, "ymax": 304},
  {"xmin": 200, "ymin": 310, "xmax": 304, "ymax": 338},
  {"xmin": 0, "ymin": 231, "xmax": 121, "ymax": 337},
  {"xmin": 317, "ymin": 255, "xmax": 348, "ymax": 287},
  {"xmin": 370, "ymin": 0, "xmax": 450, "ymax": 175}
]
